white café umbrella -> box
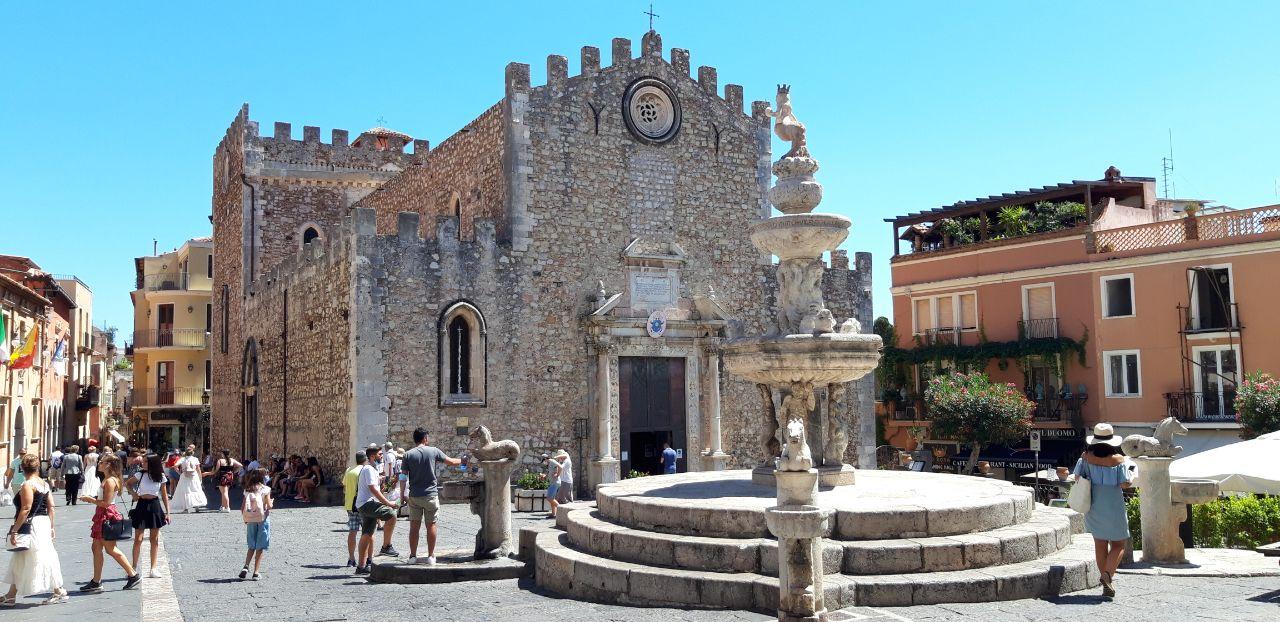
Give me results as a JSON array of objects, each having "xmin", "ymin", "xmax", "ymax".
[{"xmin": 1169, "ymin": 430, "xmax": 1280, "ymax": 495}]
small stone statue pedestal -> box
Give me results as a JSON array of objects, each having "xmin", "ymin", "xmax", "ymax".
[
  {"xmin": 765, "ymin": 469, "xmax": 830, "ymax": 622},
  {"xmin": 475, "ymin": 459, "xmax": 518, "ymax": 559},
  {"xmin": 1135, "ymin": 457, "xmax": 1181, "ymax": 564},
  {"xmin": 589, "ymin": 457, "xmax": 621, "ymax": 490}
]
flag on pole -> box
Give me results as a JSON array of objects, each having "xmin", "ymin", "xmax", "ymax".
[
  {"xmin": 9, "ymin": 325, "xmax": 38, "ymax": 369},
  {"xmin": 0, "ymin": 314, "xmax": 8, "ymax": 364},
  {"xmin": 52, "ymin": 337, "xmax": 68, "ymax": 376}
]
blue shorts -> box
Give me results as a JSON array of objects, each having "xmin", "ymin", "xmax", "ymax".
[
  {"xmin": 546, "ymin": 481, "xmax": 560, "ymax": 499},
  {"xmin": 346, "ymin": 511, "xmax": 361, "ymax": 532},
  {"xmin": 246, "ymin": 520, "xmax": 270, "ymax": 550}
]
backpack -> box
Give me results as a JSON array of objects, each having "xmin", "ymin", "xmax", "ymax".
[
  {"xmin": 242, "ymin": 488, "xmax": 266, "ymax": 524},
  {"xmin": 51, "ymin": 454, "xmax": 63, "ymax": 469}
]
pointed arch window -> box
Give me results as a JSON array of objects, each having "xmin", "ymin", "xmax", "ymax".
[{"xmin": 440, "ymin": 302, "xmax": 486, "ymax": 406}]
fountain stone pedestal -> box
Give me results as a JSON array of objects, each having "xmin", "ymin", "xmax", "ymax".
[{"xmin": 765, "ymin": 469, "xmax": 831, "ymax": 622}]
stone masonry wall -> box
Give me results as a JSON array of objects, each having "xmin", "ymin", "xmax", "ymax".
[
  {"xmin": 210, "ymin": 106, "xmax": 249, "ymax": 456},
  {"xmin": 355, "ymin": 104, "xmax": 506, "ymax": 242},
  {"xmin": 241, "ymin": 227, "xmax": 355, "ymax": 476}
]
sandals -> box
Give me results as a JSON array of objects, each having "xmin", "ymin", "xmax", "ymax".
[
  {"xmin": 43, "ymin": 591, "xmax": 70, "ymax": 605},
  {"xmin": 0, "ymin": 595, "xmax": 15, "ymax": 607},
  {"xmin": 1100, "ymin": 571, "xmax": 1116, "ymax": 597}
]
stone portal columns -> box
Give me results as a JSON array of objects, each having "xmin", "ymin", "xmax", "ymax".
[
  {"xmin": 589, "ymin": 336, "xmax": 620, "ymax": 490},
  {"xmin": 704, "ymin": 340, "xmax": 730, "ymax": 470}
]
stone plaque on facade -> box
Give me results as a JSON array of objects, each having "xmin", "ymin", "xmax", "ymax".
[{"xmin": 629, "ymin": 270, "xmax": 677, "ymax": 310}]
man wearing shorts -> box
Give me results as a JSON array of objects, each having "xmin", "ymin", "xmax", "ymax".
[
  {"xmin": 341, "ymin": 451, "xmax": 367, "ymax": 567},
  {"xmin": 400, "ymin": 427, "xmax": 461, "ymax": 565},
  {"xmin": 354, "ymin": 446, "xmax": 399, "ymax": 575}
]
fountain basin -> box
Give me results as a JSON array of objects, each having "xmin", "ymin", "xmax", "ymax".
[
  {"xmin": 749, "ymin": 214, "xmax": 851, "ymax": 260},
  {"xmin": 1171, "ymin": 478, "xmax": 1221, "ymax": 505},
  {"xmin": 722, "ymin": 333, "xmax": 882, "ymax": 386},
  {"xmin": 764, "ymin": 504, "xmax": 831, "ymax": 539}
]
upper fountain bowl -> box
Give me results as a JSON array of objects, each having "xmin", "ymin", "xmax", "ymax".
[{"xmin": 750, "ymin": 214, "xmax": 851, "ymax": 261}]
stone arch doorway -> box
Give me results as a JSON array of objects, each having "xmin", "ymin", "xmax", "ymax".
[{"xmin": 241, "ymin": 338, "xmax": 259, "ymax": 459}]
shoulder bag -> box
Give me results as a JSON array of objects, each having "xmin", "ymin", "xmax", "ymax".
[
  {"xmin": 102, "ymin": 481, "xmax": 134, "ymax": 541},
  {"xmin": 1066, "ymin": 471, "xmax": 1092, "ymax": 514},
  {"xmin": 6, "ymin": 514, "xmax": 33, "ymax": 552}
]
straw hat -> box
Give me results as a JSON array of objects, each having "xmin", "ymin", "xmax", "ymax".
[
  {"xmin": 1086, "ymin": 423, "xmax": 1124, "ymax": 447},
  {"xmin": 553, "ymin": 449, "xmax": 570, "ymax": 460}
]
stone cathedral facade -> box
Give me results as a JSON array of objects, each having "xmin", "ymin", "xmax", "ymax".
[{"xmin": 209, "ymin": 31, "xmax": 874, "ymax": 491}]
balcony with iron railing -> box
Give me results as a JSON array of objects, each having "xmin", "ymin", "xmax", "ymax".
[
  {"xmin": 132, "ymin": 328, "xmax": 208, "ymax": 349},
  {"xmin": 1179, "ymin": 302, "xmax": 1242, "ymax": 334},
  {"xmin": 923, "ymin": 327, "xmax": 961, "ymax": 346},
  {"xmin": 1025, "ymin": 384, "xmax": 1088, "ymax": 425},
  {"xmin": 138, "ymin": 272, "xmax": 212, "ymax": 292},
  {"xmin": 131, "ymin": 387, "xmax": 208, "ymax": 408},
  {"xmin": 75, "ymin": 385, "xmax": 101, "ymax": 411},
  {"xmin": 1018, "ymin": 317, "xmax": 1059, "ymax": 340},
  {"xmin": 1166, "ymin": 389, "xmax": 1237, "ymax": 423}
]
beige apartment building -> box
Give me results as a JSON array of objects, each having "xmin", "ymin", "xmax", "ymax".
[
  {"xmin": 883, "ymin": 171, "xmax": 1280, "ymax": 479},
  {"xmin": 128, "ymin": 237, "xmax": 213, "ymax": 452}
]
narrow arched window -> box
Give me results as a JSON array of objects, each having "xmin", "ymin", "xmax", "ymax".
[
  {"xmin": 449, "ymin": 316, "xmax": 471, "ymax": 394},
  {"xmin": 302, "ymin": 227, "xmax": 320, "ymax": 245},
  {"xmin": 440, "ymin": 302, "xmax": 486, "ymax": 406}
]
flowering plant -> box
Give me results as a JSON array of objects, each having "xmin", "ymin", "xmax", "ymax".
[
  {"xmin": 1237, "ymin": 371, "xmax": 1280, "ymax": 439},
  {"xmin": 925, "ymin": 372, "xmax": 1034, "ymax": 473}
]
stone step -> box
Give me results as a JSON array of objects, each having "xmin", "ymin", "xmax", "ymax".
[
  {"xmin": 533, "ymin": 529, "xmax": 1099, "ymax": 611},
  {"xmin": 596, "ymin": 470, "xmax": 1036, "ymax": 540},
  {"xmin": 563, "ymin": 505, "xmax": 1075, "ymax": 576}
]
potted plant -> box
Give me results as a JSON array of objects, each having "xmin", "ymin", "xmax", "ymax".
[
  {"xmin": 513, "ymin": 470, "xmax": 550, "ymax": 513},
  {"xmin": 1237, "ymin": 371, "xmax": 1280, "ymax": 439}
]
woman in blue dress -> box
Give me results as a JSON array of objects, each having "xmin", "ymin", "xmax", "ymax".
[{"xmin": 1073, "ymin": 423, "xmax": 1133, "ymax": 598}]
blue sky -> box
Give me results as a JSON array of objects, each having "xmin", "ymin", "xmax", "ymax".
[{"xmin": 2, "ymin": 1, "xmax": 1277, "ymax": 337}]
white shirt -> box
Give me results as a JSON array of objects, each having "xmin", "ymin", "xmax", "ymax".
[
  {"xmin": 247, "ymin": 459, "xmax": 261, "ymax": 472},
  {"xmin": 137, "ymin": 472, "xmax": 167, "ymax": 497},
  {"xmin": 354, "ymin": 464, "xmax": 381, "ymax": 507},
  {"xmin": 180, "ymin": 456, "xmax": 200, "ymax": 473},
  {"xmin": 558, "ymin": 456, "xmax": 573, "ymax": 484}
]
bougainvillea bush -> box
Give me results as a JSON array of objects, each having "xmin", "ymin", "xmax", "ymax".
[
  {"xmin": 1237, "ymin": 371, "xmax": 1280, "ymax": 439},
  {"xmin": 925, "ymin": 372, "xmax": 1034, "ymax": 474}
]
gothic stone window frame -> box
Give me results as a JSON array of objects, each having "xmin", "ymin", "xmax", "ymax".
[
  {"xmin": 298, "ymin": 222, "xmax": 323, "ymax": 249},
  {"xmin": 439, "ymin": 301, "xmax": 487, "ymax": 407}
]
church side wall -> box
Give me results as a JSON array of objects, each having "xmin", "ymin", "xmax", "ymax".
[
  {"xmin": 240, "ymin": 228, "xmax": 356, "ymax": 476},
  {"xmin": 356, "ymin": 104, "xmax": 507, "ymax": 242},
  {"xmin": 210, "ymin": 106, "xmax": 249, "ymax": 457}
]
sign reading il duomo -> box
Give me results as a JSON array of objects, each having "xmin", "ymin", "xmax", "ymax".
[{"xmin": 209, "ymin": 30, "xmax": 874, "ymax": 492}]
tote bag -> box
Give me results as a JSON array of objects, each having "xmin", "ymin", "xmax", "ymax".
[{"xmin": 1067, "ymin": 473, "xmax": 1091, "ymax": 514}]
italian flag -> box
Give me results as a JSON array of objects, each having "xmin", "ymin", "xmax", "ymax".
[
  {"xmin": 9, "ymin": 325, "xmax": 38, "ymax": 370},
  {"xmin": 0, "ymin": 314, "xmax": 7, "ymax": 363}
]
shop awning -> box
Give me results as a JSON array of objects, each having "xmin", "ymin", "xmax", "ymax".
[{"xmin": 108, "ymin": 429, "xmax": 126, "ymax": 443}]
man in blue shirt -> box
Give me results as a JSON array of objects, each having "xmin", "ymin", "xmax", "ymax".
[{"xmin": 661, "ymin": 441, "xmax": 678, "ymax": 475}]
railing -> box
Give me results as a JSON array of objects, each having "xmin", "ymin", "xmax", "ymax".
[
  {"xmin": 131, "ymin": 387, "xmax": 208, "ymax": 408},
  {"xmin": 132, "ymin": 328, "xmax": 208, "ymax": 349},
  {"xmin": 75, "ymin": 385, "xmax": 101, "ymax": 411},
  {"xmin": 141, "ymin": 272, "xmax": 189, "ymax": 291},
  {"xmin": 892, "ymin": 405, "xmax": 930, "ymax": 421},
  {"xmin": 1166, "ymin": 390, "xmax": 1238, "ymax": 423},
  {"xmin": 1092, "ymin": 204, "xmax": 1280, "ymax": 254},
  {"xmin": 1179, "ymin": 302, "xmax": 1241, "ymax": 333},
  {"xmin": 1019, "ymin": 318, "xmax": 1059, "ymax": 340},
  {"xmin": 1024, "ymin": 387, "xmax": 1087, "ymax": 424},
  {"xmin": 924, "ymin": 327, "xmax": 960, "ymax": 345}
]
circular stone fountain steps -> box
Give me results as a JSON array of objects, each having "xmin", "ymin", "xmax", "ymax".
[
  {"xmin": 533, "ymin": 529, "xmax": 1099, "ymax": 610},
  {"xmin": 595, "ymin": 470, "xmax": 1036, "ymax": 540},
  {"xmin": 562, "ymin": 505, "xmax": 1075, "ymax": 576}
]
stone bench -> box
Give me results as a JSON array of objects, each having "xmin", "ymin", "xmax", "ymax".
[{"xmin": 311, "ymin": 483, "xmax": 345, "ymax": 507}]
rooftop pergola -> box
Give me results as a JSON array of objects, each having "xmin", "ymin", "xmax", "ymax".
[{"xmin": 887, "ymin": 177, "xmax": 1155, "ymax": 256}]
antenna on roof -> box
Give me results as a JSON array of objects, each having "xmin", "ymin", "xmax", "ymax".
[{"xmin": 1161, "ymin": 129, "xmax": 1175, "ymax": 199}]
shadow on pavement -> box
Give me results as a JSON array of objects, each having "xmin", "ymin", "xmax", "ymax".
[{"xmin": 1248, "ymin": 588, "xmax": 1280, "ymax": 604}]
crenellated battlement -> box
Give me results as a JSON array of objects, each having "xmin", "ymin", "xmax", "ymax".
[
  {"xmin": 504, "ymin": 31, "xmax": 766, "ymax": 121},
  {"xmin": 249, "ymin": 119, "xmax": 429, "ymax": 155}
]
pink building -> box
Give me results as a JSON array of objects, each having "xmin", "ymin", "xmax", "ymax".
[{"xmin": 883, "ymin": 171, "xmax": 1280, "ymax": 479}]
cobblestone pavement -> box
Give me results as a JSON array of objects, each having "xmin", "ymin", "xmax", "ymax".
[
  {"xmin": 7, "ymin": 486, "xmax": 1279, "ymax": 621},
  {"xmin": 0, "ymin": 495, "xmax": 140, "ymax": 619}
]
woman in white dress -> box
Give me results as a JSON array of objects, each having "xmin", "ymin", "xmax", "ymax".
[
  {"xmin": 80, "ymin": 447, "xmax": 101, "ymax": 499},
  {"xmin": 169, "ymin": 450, "xmax": 207, "ymax": 513},
  {"xmin": 2, "ymin": 454, "xmax": 69, "ymax": 606}
]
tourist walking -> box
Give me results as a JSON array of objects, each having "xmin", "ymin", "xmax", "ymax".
[
  {"xmin": 341, "ymin": 452, "xmax": 367, "ymax": 568},
  {"xmin": 207, "ymin": 450, "xmax": 242, "ymax": 513},
  {"xmin": 164, "ymin": 450, "xmax": 182, "ymax": 496},
  {"xmin": 80, "ymin": 454, "xmax": 141, "ymax": 593},
  {"xmin": 61, "ymin": 446, "xmax": 84, "ymax": 506},
  {"xmin": 80, "ymin": 446, "xmax": 101, "ymax": 500},
  {"xmin": 401, "ymin": 428, "xmax": 462, "ymax": 564},
  {"xmin": 1073, "ymin": 423, "xmax": 1134, "ymax": 598},
  {"xmin": 169, "ymin": 449, "xmax": 207, "ymax": 513},
  {"xmin": 238, "ymin": 468, "xmax": 272, "ymax": 581},
  {"xmin": 5, "ymin": 446, "xmax": 28, "ymax": 501},
  {"xmin": 354, "ymin": 445, "xmax": 400, "ymax": 575},
  {"xmin": 127, "ymin": 454, "xmax": 171, "ymax": 578},
  {"xmin": 546, "ymin": 450, "xmax": 573, "ymax": 517},
  {"xmin": 660, "ymin": 441, "xmax": 678, "ymax": 474},
  {"xmin": 48, "ymin": 447, "xmax": 63, "ymax": 493},
  {"xmin": 1, "ymin": 453, "xmax": 69, "ymax": 606}
]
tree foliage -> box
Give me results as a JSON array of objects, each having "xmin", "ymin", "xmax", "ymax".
[{"xmin": 925, "ymin": 372, "xmax": 1033, "ymax": 473}]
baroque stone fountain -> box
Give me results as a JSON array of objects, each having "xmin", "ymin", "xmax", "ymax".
[{"xmin": 720, "ymin": 85, "xmax": 882, "ymax": 622}]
